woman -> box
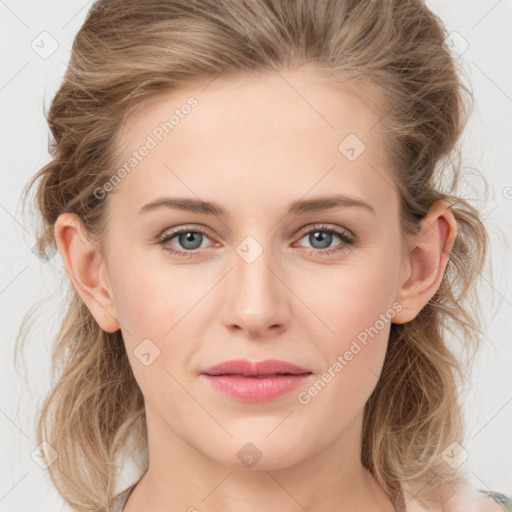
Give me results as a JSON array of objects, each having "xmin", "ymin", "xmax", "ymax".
[{"xmin": 19, "ymin": 0, "xmax": 511, "ymax": 510}]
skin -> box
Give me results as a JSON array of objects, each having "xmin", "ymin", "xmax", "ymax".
[{"xmin": 54, "ymin": 66, "xmax": 458, "ymax": 512}]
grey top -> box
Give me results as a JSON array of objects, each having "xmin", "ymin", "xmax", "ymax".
[
  {"xmin": 482, "ymin": 490, "xmax": 512, "ymax": 510},
  {"xmin": 113, "ymin": 486, "xmax": 512, "ymax": 512}
]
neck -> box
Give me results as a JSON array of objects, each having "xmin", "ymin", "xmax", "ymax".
[{"xmin": 124, "ymin": 408, "xmax": 397, "ymax": 512}]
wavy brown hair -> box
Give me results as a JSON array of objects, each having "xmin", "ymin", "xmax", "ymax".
[{"xmin": 16, "ymin": 0, "xmax": 489, "ymax": 510}]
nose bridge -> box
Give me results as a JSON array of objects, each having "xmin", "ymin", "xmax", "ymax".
[
  {"xmin": 222, "ymin": 231, "xmax": 289, "ymax": 333},
  {"xmin": 233, "ymin": 232, "xmax": 279, "ymax": 300}
]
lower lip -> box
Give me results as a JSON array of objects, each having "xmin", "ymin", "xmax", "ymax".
[{"xmin": 202, "ymin": 374, "xmax": 311, "ymax": 402}]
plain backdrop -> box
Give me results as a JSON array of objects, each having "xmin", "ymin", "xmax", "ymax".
[{"xmin": 1, "ymin": 1, "xmax": 511, "ymax": 510}]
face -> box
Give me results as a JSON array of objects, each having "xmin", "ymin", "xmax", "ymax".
[{"xmin": 99, "ymin": 67, "xmax": 407, "ymax": 470}]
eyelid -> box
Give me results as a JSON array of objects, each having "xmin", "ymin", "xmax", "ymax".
[
  {"xmin": 156, "ymin": 224, "xmax": 217, "ymax": 246},
  {"xmin": 296, "ymin": 223, "xmax": 355, "ymax": 241},
  {"xmin": 157, "ymin": 224, "xmax": 215, "ymax": 240}
]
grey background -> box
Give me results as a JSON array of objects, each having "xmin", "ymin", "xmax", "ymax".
[{"xmin": 1, "ymin": 0, "xmax": 511, "ymax": 509}]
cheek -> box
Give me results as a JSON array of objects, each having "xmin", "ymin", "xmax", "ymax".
[
  {"xmin": 304, "ymin": 251, "xmax": 399, "ymax": 343},
  {"xmin": 108, "ymin": 248, "xmax": 201, "ymax": 334},
  {"xmin": 297, "ymin": 249, "xmax": 399, "ymax": 391},
  {"xmin": 295, "ymin": 266, "xmax": 396, "ymax": 429},
  {"xmin": 108, "ymin": 255, "xmax": 211, "ymax": 382}
]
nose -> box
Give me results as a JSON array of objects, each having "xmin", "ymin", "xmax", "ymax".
[{"xmin": 220, "ymin": 237, "xmax": 291, "ymax": 339}]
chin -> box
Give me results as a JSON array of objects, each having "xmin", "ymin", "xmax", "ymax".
[{"xmin": 206, "ymin": 435, "xmax": 311, "ymax": 472}]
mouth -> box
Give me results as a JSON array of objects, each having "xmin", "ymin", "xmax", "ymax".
[
  {"xmin": 201, "ymin": 359, "xmax": 313, "ymax": 402},
  {"xmin": 201, "ymin": 358, "xmax": 312, "ymax": 377}
]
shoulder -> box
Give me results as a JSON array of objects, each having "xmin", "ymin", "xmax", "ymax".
[
  {"xmin": 446, "ymin": 487, "xmax": 512, "ymax": 512},
  {"xmin": 402, "ymin": 482, "xmax": 512, "ymax": 512}
]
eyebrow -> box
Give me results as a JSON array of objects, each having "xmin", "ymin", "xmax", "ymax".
[{"xmin": 138, "ymin": 194, "xmax": 376, "ymax": 217}]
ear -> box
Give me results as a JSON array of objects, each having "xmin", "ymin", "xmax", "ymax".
[
  {"xmin": 392, "ymin": 199, "xmax": 457, "ymax": 324},
  {"xmin": 54, "ymin": 212, "xmax": 120, "ymax": 333}
]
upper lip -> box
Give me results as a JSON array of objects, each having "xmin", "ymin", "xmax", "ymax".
[{"xmin": 201, "ymin": 359, "xmax": 312, "ymax": 377}]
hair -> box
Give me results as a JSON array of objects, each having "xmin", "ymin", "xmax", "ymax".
[{"xmin": 16, "ymin": 0, "xmax": 490, "ymax": 510}]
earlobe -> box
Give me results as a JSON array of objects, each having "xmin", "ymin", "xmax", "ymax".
[
  {"xmin": 54, "ymin": 213, "xmax": 120, "ymax": 333},
  {"xmin": 392, "ymin": 200, "xmax": 458, "ymax": 324}
]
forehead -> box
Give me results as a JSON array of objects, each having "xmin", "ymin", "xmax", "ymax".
[{"xmin": 108, "ymin": 67, "xmax": 396, "ymax": 220}]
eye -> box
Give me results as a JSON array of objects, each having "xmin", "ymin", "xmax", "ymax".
[
  {"xmin": 154, "ymin": 223, "xmax": 356, "ymax": 258},
  {"xmin": 155, "ymin": 226, "xmax": 214, "ymax": 257},
  {"xmin": 295, "ymin": 224, "xmax": 355, "ymax": 256}
]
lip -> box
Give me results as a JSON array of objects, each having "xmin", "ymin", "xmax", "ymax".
[
  {"xmin": 201, "ymin": 359, "xmax": 312, "ymax": 402},
  {"xmin": 202, "ymin": 359, "xmax": 311, "ymax": 377}
]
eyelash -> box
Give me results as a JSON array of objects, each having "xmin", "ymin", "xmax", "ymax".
[{"xmin": 155, "ymin": 224, "xmax": 355, "ymax": 258}]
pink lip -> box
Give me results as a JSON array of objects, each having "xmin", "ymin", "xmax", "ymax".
[{"xmin": 201, "ymin": 359, "xmax": 312, "ymax": 402}]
